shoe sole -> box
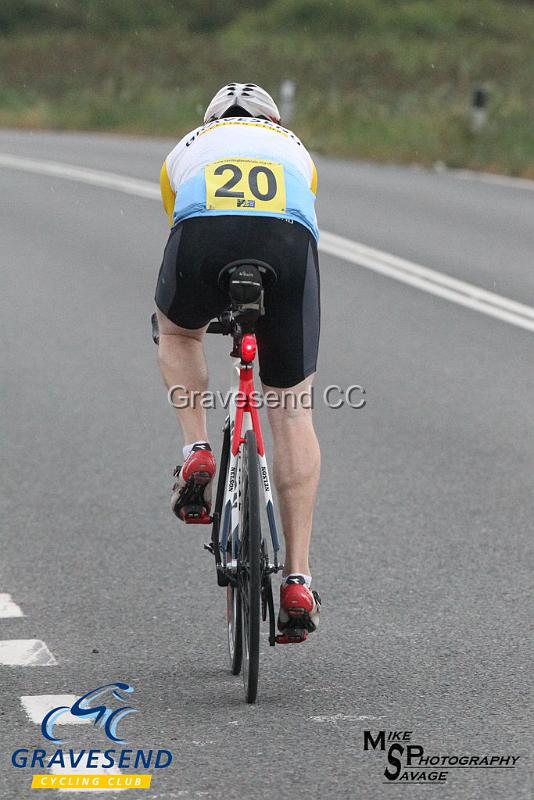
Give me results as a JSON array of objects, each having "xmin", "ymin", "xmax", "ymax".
[
  {"xmin": 190, "ymin": 470, "xmax": 211, "ymax": 485},
  {"xmin": 275, "ymin": 629, "xmax": 308, "ymax": 644},
  {"xmin": 278, "ymin": 608, "xmax": 318, "ymax": 642},
  {"xmin": 288, "ymin": 606, "xmax": 310, "ymax": 617},
  {"xmin": 173, "ymin": 471, "xmax": 214, "ymax": 523}
]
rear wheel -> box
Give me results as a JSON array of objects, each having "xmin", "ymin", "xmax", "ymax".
[
  {"xmin": 216, "ymin": 423, "xmax": 242, "ymax": 674},
  {"xmin": 227, "ymin": 581, "xmax": 242, "ymax": 674},
  {"xmin": 239, "ymin": 430, "xmax": 261, "ymax": 703}
]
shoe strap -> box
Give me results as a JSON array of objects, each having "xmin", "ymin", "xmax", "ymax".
[{"xmin": 285, "ymin": 574, "xmax": 307, "ymax": 585}]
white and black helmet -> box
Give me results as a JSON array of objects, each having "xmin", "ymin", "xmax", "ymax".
[{"xmin": 204, "ymin": 83, "xmax": 281, "ymax": 124}]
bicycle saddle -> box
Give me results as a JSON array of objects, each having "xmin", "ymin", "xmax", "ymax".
[{"xmin": 217, "ymin": 259, "xmax": 277, "ymax": 303}]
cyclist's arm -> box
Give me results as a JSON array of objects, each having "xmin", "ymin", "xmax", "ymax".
[{"xmin": 160, "ymin": 159, "xmax": 176, "ymax": 225}]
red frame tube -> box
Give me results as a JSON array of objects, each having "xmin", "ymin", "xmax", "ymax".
[{"xmin": 231, "ymin": 334, "xmax": 265, "ymax": 457}]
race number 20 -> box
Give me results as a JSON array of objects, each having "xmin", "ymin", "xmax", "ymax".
[{"xmin": 205, "ymin": 158, "xmax": 286, "ymax": 212}]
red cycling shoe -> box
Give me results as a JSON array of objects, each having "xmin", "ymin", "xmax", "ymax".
[
  {"xmin": 276, "ymin": 576, "xmax": 321, "ymax": 644},
  {"xmin": 171, "ymin": 443, "xmax": 216, "ymax": 524}
]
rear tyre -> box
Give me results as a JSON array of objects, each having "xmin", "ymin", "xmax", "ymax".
[
  {"xmin": 217, "ymin": 422, "xmax": 243, "ymax": 674},
  {"xmin": 227, "ymin": 582, "xmax": 242, "ymax": 675},
  {"xmin": 239, "ymin": 430, "xmax": 261, "ymax": 703}
]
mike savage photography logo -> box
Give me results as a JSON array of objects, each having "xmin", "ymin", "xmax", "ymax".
[
  {"xmin": 12, "ymin": 682, "xmax": 173, "ymax": 791},
  {"xmin": 168, "ymin": 384, "xmax": 366, "ymax": 410},
  {"xmin": 363, "ymin": 729, "xmax": 520, "ymax": 785}
]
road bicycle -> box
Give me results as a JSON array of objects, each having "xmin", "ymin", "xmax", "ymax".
[{"xmin": 152, "ymin": 259, "xmax": 291, "ymax": 704}]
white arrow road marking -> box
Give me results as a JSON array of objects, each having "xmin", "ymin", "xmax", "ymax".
[
  {"xmin": 1, "ymin": 152, "xmax": 533, "ymax": 333},
  {"xmin": 0, "ymin": 639, "xmax": 57, "ymax": 665},
  {"xmin": 0, "ymin": 593, "xmax": 24, "ymax": 618},
  {"xmin": 20, "ymin": 695, "xmax": 90, "ymax": 724}
]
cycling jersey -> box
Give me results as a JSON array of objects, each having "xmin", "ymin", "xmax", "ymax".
[{"xmin": 160, "ymin": 117, "xmax": 318, "ymax": 240}]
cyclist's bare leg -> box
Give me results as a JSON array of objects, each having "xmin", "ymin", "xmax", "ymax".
[
  {"xmin": 263, "ymin": 375, "xmax": 320, "ymax": 577},
  {"xmin": 155, "ymin": 309, "xmax": 209, "ymax": 445}
]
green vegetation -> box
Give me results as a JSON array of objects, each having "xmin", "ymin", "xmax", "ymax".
[{"xmin": 1, "ymin": 0, "xmax": 533, "ymax": 175}]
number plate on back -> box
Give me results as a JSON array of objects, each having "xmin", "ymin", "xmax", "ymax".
[{"xmin": 205, "ymin": 158, "xmax": 286, "ymax": 212}]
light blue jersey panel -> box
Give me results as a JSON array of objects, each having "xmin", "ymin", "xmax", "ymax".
[{"xmin": 172, "ymin": 155, "xmax": 318, "ymax": 240}]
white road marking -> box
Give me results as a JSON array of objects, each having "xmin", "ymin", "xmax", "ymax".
[
  {"xmin": 319, "ymin": 231, "xmax": 534, "ymax": 333},
  {"xmin": 309, "ymin": 713, "xmax": 384, "ymax": 723},
  {"xmin": 1, "ymin": 152, "xmax": 533, "ymax": 333},
  {"xmin": 48, "ymin": 752, "xmax": 123, "ymax": 792},
  {"xmin": 0, "ymin": 639, "xmax": 57, "ymax": 665},
  {"xmin": 453, "ymin": 168, "xmax": 534, "ymax": 192},
  {"xmin": 0, "ymin": 153, "xmax": 159, "ymax": 199},
  {"xmin": 0, "ymin": 593, "xmax": 24, "ymax": 618},
  {"xmin": 20, "ymin": 694, "xmax": 90, "ymax": 724}
]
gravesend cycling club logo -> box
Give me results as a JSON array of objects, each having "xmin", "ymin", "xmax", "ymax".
[
  {"xmin": 11, "ymin": 681, "xmax": 173, "ymax": 791},
  {"xmin": 42, "ymin": 682, "xmax": 136, "ymax": 744},
  {"xmin": 363, "ymin": 728, "xmax": 520, "ymax": 785}
]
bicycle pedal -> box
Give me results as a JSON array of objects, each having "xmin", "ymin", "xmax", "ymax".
[{"xmin": 275, "ymin": 630, "xmax": 308, "ymax": 645}]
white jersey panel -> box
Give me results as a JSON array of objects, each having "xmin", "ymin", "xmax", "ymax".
[
  {"xmin": 164, "ymin": 118, "xmax": 318, "ymax": 238},
  {"xmin": 166, "ymin": 118, "xmax": 314, "ymax": 189}
]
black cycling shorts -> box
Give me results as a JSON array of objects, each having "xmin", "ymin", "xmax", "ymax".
[{"xmin": 155, "ymin": 215, "xmax": 320, "ymax": 388}]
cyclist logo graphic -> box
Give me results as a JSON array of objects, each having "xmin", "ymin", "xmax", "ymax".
[{"xmin": 41, "ymin": 682, "xmax": 137, "ymax": 744}]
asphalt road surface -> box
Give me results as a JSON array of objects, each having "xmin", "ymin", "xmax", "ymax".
[{"xmin": 1, "ymin": 130, "xmax": 532, "ymax": 800}]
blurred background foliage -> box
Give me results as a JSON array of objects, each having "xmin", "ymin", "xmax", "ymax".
[{"xmin": 0, "ymin": 0, "xmax": 533, "ymax": 174}]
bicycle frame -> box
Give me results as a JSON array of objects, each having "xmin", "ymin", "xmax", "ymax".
[{"xmin": 219, "ymin": 333, "xmax": 281, "ymax": 575}]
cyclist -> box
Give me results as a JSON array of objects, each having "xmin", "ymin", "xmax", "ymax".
[{"xmin": 155, "ymin": 83, "xmax": 321, "ymax": 640}]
